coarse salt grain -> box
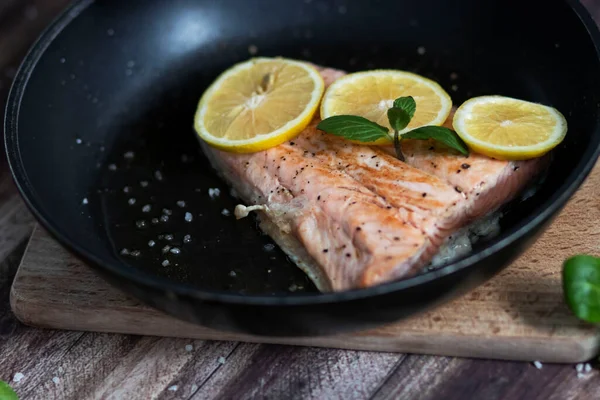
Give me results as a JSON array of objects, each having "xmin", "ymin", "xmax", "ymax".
[
  {"xmin": 123, "ymin": 186, "xmax": 131, "ymax": 193},
  {"xmin": 128, "ymin": 198, "xmax": 136, "ymax": 205},
  {"xmin": 576, "ymin": 363, "xmax": 584, "ymax": 372},
  {"xmin": 120, "ymin": 248, "xmax": 130, "ymax": 255},
  {"xmin": 52, "ymin": 377, "xmax": 60, "ymax": 385},
  {"xmin": 218, "ymin": 356, "xmax": 226, "ymax": 364},
  {"xmin": 263, "ymin": 244, "xmax": 275, "ymax": 252},
  {"xmin": 155, "ymin": 170, "xmax": 163, "ymax": 181},
  {"xmin": 108, "ymin": 164, "xmax": 117, "ymax": 171},
  {"xmin": 162, "ymin": 208, "xmax": 173, "ymax": 215},
  {"xmin": 76, "ymin": 138, "xmax": 82, "ymax": 144},
  {"xmin": 124, "ymin": 151, "xmax": 134, "ymax": 159},
  {"xmin": 177, "ymin": 200, "xmax": 186, "ymax": 208},
  {"xmin": 185, "ymin": 344, "xmax": 193, "ymax": 352},
  {"xmin": 208, "ymin": 188, "xmax": 221, "ymax": 199},
  {"xmin": 82, "ymin": 198, "xmax": 88, "ymax": 205},
  {"xmin": 162, "ymin": 245, "xmax": 171, "ymax": 253},
  {"xmin": 221, "ymin": 209, "xmax": 230, "ymax": 216},
  {"xmin": 170, "ymin": 247, "xmax": 181, "ymax": 255},
  {"xmin": 142, "ymin": 204, "xmax": 151, "ymax": 213},
  {"xmin": 148, "ymin": 240, "xmax": 156, "ymax": 247},
  {"xmin": 229, "ymin": 271, "xmax": 237, "ymax": 277},
  {"xmin": 417, "ymin": 46, "xmax": 426, "ymax": 55},
  {"xmin": 183, "ymin": 234, "xmax": 192, "ymax": 244},
  {"xmin": 533, "ymin": 361, "xmax": 543, "ymax": 369},
  {"xmin": 140, "ymin": 180, "xmax": 149, "ymax": 187},
  {"xmin": 13, "ymin": 372, "xmax": 24, "ymax": 382},
  {"xmin": 168, "ymin": 385, "xmax": 178, "ymax": 391},
  {"xmin": 185, "ymin": 212, "xmax": 193, "ymax": 222},
  {"xmin": 584, "ymin": 363, "xmax": 592, "ymax": 373},
  {"xmin": 451, "ymin": 84, "xmax": 459, "ymax": 92},
  {"xmin": 160, "ymin": 215, "xmax": 169, "ymax": 223},
  {"xmin": 164, "ymin": 234, "xmax": 174, "ymax": 240},
  {"xmin": 136, "ymin": 220, "xmax": 147, "ymax": 229},
  {"xmin": 130, "ymin": 250, "xmax": 141, "ymax": 257},
  {"xmin": 191, "ymin": 384, "xmax": 198, "ymax": 392},
  {"xmin": 151, "ymin": 218, "xmax": 159, "ymax": 225},
  {"xmin": 162, "ymin": 259, "xmax": 170, "ymax": 267}
]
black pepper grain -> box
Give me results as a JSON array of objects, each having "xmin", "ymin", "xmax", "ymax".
[
  {"xmin": 461, "ymin": 163, "xmax": 470, "ymax": 169},
  {"xmin": 422, "ymin": 193, "xmax": 427, "ymax": 197}
]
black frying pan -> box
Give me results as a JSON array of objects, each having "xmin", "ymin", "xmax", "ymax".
[{"xmin": 5, "ymin": 0, "xmax": 600, "ymax": 336}]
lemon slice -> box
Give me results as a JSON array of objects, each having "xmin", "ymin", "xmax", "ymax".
[
  {"xmin": 453, "ymin": 96, "xmax": 567, "ymax": 160},
  {"xmin": 320, "ymin": 70, "xmax": 453, "ymax": 144},
  {"xmin": 194, "ymin": 57, "xmax": 325, "ymax": 153}
]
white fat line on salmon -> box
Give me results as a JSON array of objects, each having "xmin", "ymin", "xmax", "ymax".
[{"xmin": 234, "ymin": 204, "xmax": 270, "ymax": 219}]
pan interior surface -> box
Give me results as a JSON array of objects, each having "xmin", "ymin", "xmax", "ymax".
[{"xmin": 7, "ymin": 0, "xmax": 600, "ymax": 302}]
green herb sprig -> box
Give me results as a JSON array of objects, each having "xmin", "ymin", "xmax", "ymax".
[
  {"xmin": 0, "ymin": 381, "xmax": 19, "ymax": 400},
  {"xmin": 316, "ymin": 96, "xmax": 469, "ymax": 160},
  {"xmin": 563, "ymin": 255, "xmax": 600, "ymax": 323}
]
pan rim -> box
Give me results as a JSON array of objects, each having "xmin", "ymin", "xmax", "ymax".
[{"xmin": 5, "ymin": 0, "xmax": 600, "ymax": 307}]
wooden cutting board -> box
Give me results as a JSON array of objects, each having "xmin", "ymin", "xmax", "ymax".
[{"xmin": 10, "ymin": 164, "xmax": 600, "ymax": 363}]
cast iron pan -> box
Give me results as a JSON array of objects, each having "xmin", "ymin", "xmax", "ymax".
[{"xmin": 5, "ymin": 0, "xmax": 600, "ymax": 336}]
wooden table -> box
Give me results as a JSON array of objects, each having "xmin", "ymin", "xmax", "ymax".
[{"xmin": 1, "ymin": 1, "xmax": 599, "ymax": 399}]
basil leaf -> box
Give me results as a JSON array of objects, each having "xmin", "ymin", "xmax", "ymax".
[
  {"xmin": 387, "ymin": 108, "xmax": 411, "ymax": 132},
  {"xmin": 0, "ymin": 381, "xmax": 19, "ymax": 400},
  {"xmin": 402, "ymin": 126, "xmax": 469, "ymax": 156},
  {"xmin": 317, "ymin": 116, "xmax": 391, "ymax": 143},
  {"xmin": 393, "ymin": 96, "xmax": 416, "ymax": 120},
  {"xmin": 563, "ymin": 255, "xmax": 600, "ymax": 323}
]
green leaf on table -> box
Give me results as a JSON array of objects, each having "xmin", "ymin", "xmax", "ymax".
[
  {"xmin": 402, "ymin": 126, "xmax": 470, "ymax": 156},
  {"xmin": 0, "ymin": 381, "xmax": 19, "ymax": 400},
  {"xmin": 316, "ymin": 115, "xmax": 391, "ymax": 143},
  {"xmin": 387, "ymin": 107, "xmax": 411, "ymax": 132},
  {"xmin": 393, "ymin": 96, "xmax": 417, "ymax": 120},
  {"xmin": 563, "ymin": 255, "xmax": 600, "ymax": 323}
]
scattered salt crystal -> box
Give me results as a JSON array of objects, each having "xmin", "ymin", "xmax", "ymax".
[
  {"xmin": 267, "ymin": 269, "xmax": 272, "ymax": 273},
  {"xmin": 76, "ymin": 138, "xmax": 82, "ymax": 144},
  {"xmin": 120, "ymin": 248, "xmax": 130, "ymax": 255},
  {"xmin": 82, "ymin": 198, "xmax": 88, "ymax": 205},
  {"xmin": 170, "ymin": 247, "xmax": 181, "ymax": 255},
  {"xmin": 162, "ymin": 208, "xmax": 173, "ymax": 215},
  {"xmin": 185, "ymin": 212, "xmax": 193, "ymax": 222},
  {"xmin": 584, "ymin": 363, "xmax": 592, "ymax": 373},
  {"xmin": 13, "ymin": 372, "xmax": 24, "ymax": 382},
  {"xmin": 160, "ymin": 215, "xmax": 169, "ymax": 223},
  {"xmin": 162, "ymin": 259, "xmax": 170, "ymax": 267},
  {"xmin": 154, "ymin": 170, "xmax": 163, "ymax": 181},
  {"xmin": 417, "ymin": 46, "xmax": 426, "ymax": 55},
  {"xmin": 130, "ymin": 250, "xmax": 141, "ymax": 257},
  {"xmin": 451, "ymin": 84, "xmax": 459, "ymax": 92},
  {"xmin": 176, "ymin": 200, "xmax": 186, "ymax": 208},
  {"xmin": 221, "ymin": 209, "xmax": 230, "ymax": 217},
  {"xmin": 52, "ymin": 377, "xmax": 60, "ymax": 385},
  {"xmin": 60, "ymin": 57, "xmax": 66, "ymax": 64},
  {"xmin": 533, "ymin": 361, "xmax": 543, "ymax": 369},
  {"xmin": 185, "ymin": 344, "xmax": 193, "ymax": 352},
  {"xmin": 168, "ymin": 385, "xmax": 178, "ymax": 392},
  {"xmin": 264, "ymin": 244, "xmax": 275, "ymax": 251},
  {"xmin": 229, "ymin": 271, "xmax": 237, "ymax": 277},
  {"xmin": 164, "ymin": 234, "xmax": 174, "ymax": 241},
  {"xmin": 148, "ymin": 240, "xmax": 156, "ymax": 247},
  {"xmin": 142, "ymin": 204, "xmax": 151, "ymax": 213},
  {"xmin": 108, "ymin": 164, "xmax": 117, "ymax": 171},
  {"xmin": 162, "ymin": 245, "xmax": 171, "ymax": 254},
  {"xmin": 151, "ymin": 218, "xmax": 159, "ymax": 225},
  {"xmin": 135, "ymin": 220, "xmax": 147, "ymax": 229},
  {"xmin": 128, "ymin": 198, "xmax": 136, "ymax": 205},
  {"xmin": 289, "ymin": 284, "xmax": 298, "ymax": 292},
  {"xmin": 123, "ymin": 186, "xmax": 131, "ymax": 193},
  {"xmin": 208, "ymin": 188, "xmax": 221, "ymax": 199},
  {"xmin": 576, "ymin": 363, "xmax": 584, "ymax": 372},
  {"xmin": 191, "ymin": 384, "xmax": 198, "ymax": 392},
  {"xmin": 183, "ymin": 235, "xmax": 192, "ymax": 244},
  {"xmin": 218, "ymin": 356, "xmax": 226, "ymax": 364},
  {"xmin": 140, "ymin": 180, "xmax": 149, "ymax": 187},
  {"xmin": 58, "ymin": 367, "xmax": 64, "ymax": 373},
  {"xmin": 124, "ymin": 151, "xmax": 135, "ymax": 159},
  {"xmin": 248, "ymin": 45, "xmax": 258, "ymax": 55}
]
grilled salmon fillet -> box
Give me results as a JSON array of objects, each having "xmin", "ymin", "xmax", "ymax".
[{"xmin": 199, "ymin": 67, "xmax": 548, "ymax": 291}]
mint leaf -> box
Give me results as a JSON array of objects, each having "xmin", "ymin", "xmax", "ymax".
[
  {"xmin": 387, "ymin": 108, "xmax": 411, "ymax": 132},
  {"xmin": 393, "ymin": 97, "xmax": 416, "ymax": 120},
  {"xmin": 317, "ymin": 116, "xmax": 390, "ymax": 143},
  {"xmin": 0, "ymin": 381, "xmax": 18, "ymax": 400},
  {"xmin": 563, "ymin": 255, "xmax": 600, "ymax": 323},
  {"xmin": 402, "ymin": 126, "xmax": 469, "ymax": 156}
]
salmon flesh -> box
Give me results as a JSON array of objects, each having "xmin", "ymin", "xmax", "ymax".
[{"xmin": 199, "ymin": 67, "xmax": 548, "ymax": 292}]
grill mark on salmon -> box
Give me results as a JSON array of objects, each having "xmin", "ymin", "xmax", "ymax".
[{"xmin": 199, "ymin": 66, "xmax": 547, "ymax": 291}]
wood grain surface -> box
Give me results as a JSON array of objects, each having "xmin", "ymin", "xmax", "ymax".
[
  {"xmin": 12, "ymin": 161, "xmax": 600, "ymax": 363},
  {"xmin": 1, "ymin": 1, "xmax": 600, "ymax": 400}
]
